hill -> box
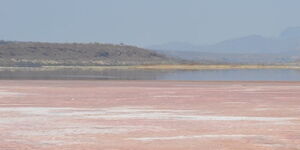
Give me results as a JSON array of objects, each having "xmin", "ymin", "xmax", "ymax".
[{"xmin": 0, "ymin": 42, "xmax": 177, "ymax": 67}]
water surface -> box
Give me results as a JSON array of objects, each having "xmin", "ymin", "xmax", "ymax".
[{"xmin": 0, "ymin": 69, "xmax": 300, "ymax": 81}]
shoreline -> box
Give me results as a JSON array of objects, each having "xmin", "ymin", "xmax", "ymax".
[{"xmin": 1, "ymin": 64, "xmax": 300, "ymax": 71}]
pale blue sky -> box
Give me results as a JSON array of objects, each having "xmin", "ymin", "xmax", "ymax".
[{"xmin": 1, "ymin": 0, "xmax": 300, "ymax": 46}]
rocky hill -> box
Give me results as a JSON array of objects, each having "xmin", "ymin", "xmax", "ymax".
[{"xmin": 0, "ymin": 42, "xmax": 177, "ymax": 67}]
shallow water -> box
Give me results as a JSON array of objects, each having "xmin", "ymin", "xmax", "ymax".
[
  {"xmin": 0, "ymin": 69, "xmax": 300, "ymax": 81},
  {"xmin": 159, "ymin": 69, "xmax": 300, "ymax": 81}
]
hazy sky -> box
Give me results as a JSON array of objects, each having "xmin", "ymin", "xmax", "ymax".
[{"xmin": 1, "ymin": 0, "xmax": 300, "ymax": 46}]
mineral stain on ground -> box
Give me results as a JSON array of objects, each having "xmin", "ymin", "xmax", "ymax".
[{"xmin": 0, "ymin": 81, "xmax": 299, "ymax": 150}]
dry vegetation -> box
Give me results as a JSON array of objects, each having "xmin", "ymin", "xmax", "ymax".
[
  {"xmin": 1, "ymin": 64, "xmax": 300, "ymax": 72},
  {"xmin": 131, "ymin": 64, "xmax": 300, "ymax": 70}
]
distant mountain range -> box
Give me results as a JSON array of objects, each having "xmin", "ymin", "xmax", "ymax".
[
  {"xmin": 149, "ymin": 27, "xmax": 300, "ymax": 53},
  {"xmin": 148, "ymin": 27, "xmax": 300, "ymax": 64},
  {"xmin": 0, "ymin": 42, "xmax": 177, "ymax": 67}
]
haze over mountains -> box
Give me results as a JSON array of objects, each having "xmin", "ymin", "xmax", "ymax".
[{"xmin": 148, "ymin": 27, "xmax": 300, "ymax": 64}]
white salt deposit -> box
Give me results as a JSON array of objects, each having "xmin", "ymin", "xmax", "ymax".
[
  {"xmin": 153, "ymin": 95, "xmax": 194, "ymax": 98},
  {"xmin": 0, "ymin": 107, "xmax": 295, "ymax": 122},
  {"xmin": 0, "ymin": 91, "xmax": 24, "ymax": 98},
  {"xmin": 1, "ymin": 106, "xmax": 298, "ymax": 147},
  {"xmin": 128, "ymin": 134, "xmax": 270, "ymax": 142},
  {"xmin": 223, "ymin": 102, "xmax": 248, "ymax": 104},
  {"xmin": 14, "ymin": 125, "xmax": 157, "ymax": 136},
  {"xmin": 87, "ymin": 114, "xmax": 295, "ymax": 122}
]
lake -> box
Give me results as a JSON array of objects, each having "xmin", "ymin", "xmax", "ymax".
[{"xmin": 1, "ymin": 69, "xmax": 300, "ymax": 81}]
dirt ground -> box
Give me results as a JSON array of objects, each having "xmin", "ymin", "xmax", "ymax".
[{"xmin": 0, "ymin": 80, "xmax": 299, "ymax": 150}]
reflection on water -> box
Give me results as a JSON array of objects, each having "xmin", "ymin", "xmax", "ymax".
[
  {"xmin": 0, "ymin": 69, "xmax": 300, "ymax": 81},
  {"xmin": 162, "ymin": 69, "xmax": 300, "ymax": 81},
  {"xmin": 0, "ymin": 69, "xmax": 165, "ymax": 80}
]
